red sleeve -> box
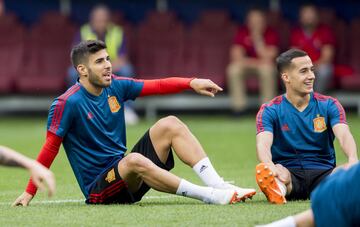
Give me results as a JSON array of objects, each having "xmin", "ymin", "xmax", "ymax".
[
  {"xmin": 139, "ymin": 77, "xmax": 194, "ymax": 97},
  {"xmin": 25, "ymin": 131, "xmax": 62, "ymax": 196}
]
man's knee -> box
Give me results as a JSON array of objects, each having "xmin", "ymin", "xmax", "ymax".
[
  {"xmin": 123, "ymin": 153, "xmax": 154, "ymax": 174},
  {"xmin": 156, "ymin": 116, "xmax": 187, "ymax": 136},
  {"xmin": 227, "ymin": 62, "xmax": 245, "ymax": 78}
]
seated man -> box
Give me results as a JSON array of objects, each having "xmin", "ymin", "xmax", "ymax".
[
  {"xmin": 257, "ymin": 162, "xmax": 360, "ymax": 227},
  {"xmin": 290, "ymin": 4, "xmax": 335, "ymax": 93},
  {"xmin": 13, "ymin": 40, "xmax": 256, "ymax": 206},
  {"xmin": 0, "ymin": 145, "xmax": 55, "ymax": 201},
  {"xmin": 255, "ymin": 49, "xmax": 357, "ymax": 204},
  {"xmin": 227, "ymin": 7, "xmax": 279, "ymax": 115}
]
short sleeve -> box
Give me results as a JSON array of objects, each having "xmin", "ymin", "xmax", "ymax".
[
  {"xmin": 47, "ymin": 98, "xmax": 74, "ymax": 137},
  {"xmin": 256, "ymin": 104, "xmax": 275, "ymax": 134},
  {"xmin": 112, "ymin": 76, "xmax": 144, "ymax": 101},
  {"xmin": 328, "ymin": 98, "xmax": 347, "ymax": 127}
]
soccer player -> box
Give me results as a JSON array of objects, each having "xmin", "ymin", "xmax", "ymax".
[
  {"xmin": 13, "ymin": 40, "xmax": 256, "ymax": 206},
  {"xmin": 257, "ymin": 163, "xmax": 360, "ymax": 227},
  {"xmin": 0, "ymin": 145, "xmax": 55, "ymax": 201},
  {"xmin": 255, "ymin": 48, "xmax": 358, "ymax": 204}
]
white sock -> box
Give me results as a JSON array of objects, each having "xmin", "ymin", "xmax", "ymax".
[
  {"xmin": 257, "ymin": 216, "xmax": 296, "ymax": 227},
  {"xmin": 176, "ymin": 179, "xmax": 212, "ymax": 202},
  {"xmin": 192, "ymin": 157, "xmax": 225, "ymax": 187},
  {"xmin": 275, "ymin": 178, "xmax": 287, "ymax": 196}
]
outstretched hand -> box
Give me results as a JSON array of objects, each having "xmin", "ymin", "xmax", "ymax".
[{"xmin": 190, "ymin": 79, "xmax": 223, "ymax": 97}]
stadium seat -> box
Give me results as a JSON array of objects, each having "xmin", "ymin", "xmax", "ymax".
[
  {"xmin": 266, "ymin": 11, "xmax": 291, "ymax": 52},
  {"xmin": 16, "ymin": 12, "xmax": 76, "ymax": 94},
  {"xmin": 185, "ymin": 10, "xmax": 236, "ymax": 87},
  {"xmin": 339, "ymin": 18, "xmax": 360, "ymax": 91},
  {"xmin": 0, "ymin": 16, "xmax": 24, "ymax": 93},
  {"xmin": 112, "ymin": 11, "xmax": 137, "ymax": 65},
  {"xmin": 135, "ymin": 11, "xmax": 186, "ymax": 78}
]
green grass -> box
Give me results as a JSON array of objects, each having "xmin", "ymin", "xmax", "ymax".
[{"xmin": 0, "ymin": 114, "xmax": 359, "ymax": 226}]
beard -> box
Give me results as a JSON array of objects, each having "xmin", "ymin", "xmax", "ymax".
[{"xmin": 88, "ymin": 68, "xmax": 111, "ymax": 88}]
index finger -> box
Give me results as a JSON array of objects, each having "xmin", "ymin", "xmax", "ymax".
[{"xmin": 209, "ymin": 81, "xmax": 223, "ymax": 92}]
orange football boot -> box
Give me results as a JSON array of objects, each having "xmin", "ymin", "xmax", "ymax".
[{"xmin": 255, "ymin": 163, "xmax": 286, "ymax": 204}]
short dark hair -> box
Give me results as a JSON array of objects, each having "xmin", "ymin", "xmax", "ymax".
[
  {"xmin": 276, "ymin": 48, "xmax": 308, "ymax": 73},
  {"xmin": 70, "ymin": 40, "xmax": 107, "ymax": 68}
]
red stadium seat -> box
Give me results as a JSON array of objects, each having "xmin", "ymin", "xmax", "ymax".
[
  {"xmin": 185, "ymin": 10, "xmax": 236, "ymax": 87},
  {"xmin": 266, "ymin": 11, "xmax": 291, "ymax": 52},
  {"xmin": 135, "ymin": 11, "xmax": 186, "ymax": 78},
  {"xmin": 16, "ymin": 12, "xmax": 76, "ymax": 94},
  {"xmin": 339, "ymin": 18, "xmax": 360, "ymax": 90},
  {"xmin": 0, "ymin": 17, "xmax": 24, "ymax": 93}
]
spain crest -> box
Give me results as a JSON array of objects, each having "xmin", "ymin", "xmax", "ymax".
[
  {"xmin": 105, "ymin": 168, "xmax": 116, "ymax": 183},
  {"xmin": 313, "ymin": 114, "xmax": 327, "ymax": 133},
  {"xmin": 108, "ymin": 96, "xmax": 121, "ymax": 113}
]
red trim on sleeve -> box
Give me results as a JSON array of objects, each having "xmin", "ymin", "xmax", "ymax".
[
  {"xmin": 26, "ymin": 131, "xmax": 62, "ymax": 196},
  {"xmin": 139, "ymin": 77, "xmax": 194, "ymax": 96},
  {"xmin": 256, "ymin": 96, "xmax": 283, "ymax": 134},
  {"xmin": 49, "ymin": 85, "xmax": 80, "ymax": 134},
  {"xmin": 330, "ymin": 97, "xmax": 346, "ymax": 123}
]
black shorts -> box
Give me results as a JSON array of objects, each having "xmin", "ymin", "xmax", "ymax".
[
  {"xmin": 86, "ymin": 130, "xmax": 174, "ymax": 205},
  {"xmin": 286, "ymin": 168, "xmax": 333, "ymax": 201}
]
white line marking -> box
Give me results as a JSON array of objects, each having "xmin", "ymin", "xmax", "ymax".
[{"xmin": 0, "ymin": 195, "xmax": 177, "ymax": 205}]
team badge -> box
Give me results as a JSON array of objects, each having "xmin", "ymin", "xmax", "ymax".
[
  {"xmin": 105, "ymin": 168, "xmax": 116, "ymax": 183},
  {"xmin": 313, "ymin": 114, "xmax": 327, "ymax": 133},
  {"xmin": 108, "ymin": 96, "xmax": 121, "ymax": 113}
]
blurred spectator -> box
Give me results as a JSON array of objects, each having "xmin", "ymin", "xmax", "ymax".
[
  {"xmin": 0, "ymin": 0, "xmax": 4, "ymax": 17},
  {"xmin": 290, "ymin": 4, "xmax": 335, "ymax": 93},
  {"xmin": 226, "ymin": 8, "xmax": 279, "ymax": 116},
  {"xmin": 68, "ymin": 4, "xmax": 138, "ymax": 124}
]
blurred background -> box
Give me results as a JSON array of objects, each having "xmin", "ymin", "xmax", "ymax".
[{"xmin": 1, "ymin": 0, "xmax": 360, "ymax": 122}]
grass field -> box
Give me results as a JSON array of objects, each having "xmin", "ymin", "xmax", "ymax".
[{"xmin": 0, "ymin": 114, "xmax": 359, "ymax": 226}]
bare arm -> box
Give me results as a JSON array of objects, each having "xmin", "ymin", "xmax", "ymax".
[
  {"xmin": 0, "ymin": 145, "xmax": 33, "ymax": 167},
  {"xmin": 256, "ymin": 132, "xmax": 288, "ymax": 182},
  {"xmin": 333, "ymin": 123, "xmax": 358, "ymax": 167},
  {"xmin": 256, "ymin": 131, "xmax": 274, "ymax": 164},
  {"xmin": 229, "ymin": 45, "xmax": 260, "ymax": 67},
  {"xmin": 316, "ymin": 45, "xmax": 334, "ymax": 65},
  {"xmin": 252, "ymin": 35, "xmax": 278, "ymax": 61}
]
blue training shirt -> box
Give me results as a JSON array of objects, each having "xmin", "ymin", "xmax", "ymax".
[
  {"xmin": 47, "ymin": 75, "xmax": 143, "ymax": 197},
  {"xmin": 256, "ymin": 92, "xmax": 347, "ymax": 170}
]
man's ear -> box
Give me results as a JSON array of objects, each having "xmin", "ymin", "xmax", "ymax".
[
  {"xmin": 281, "ymin": 72, "xmax": 289, "ymax": 83},
  {"xmin": 76, "ymin": 64, "xmax": 88, "ymax": 77}
]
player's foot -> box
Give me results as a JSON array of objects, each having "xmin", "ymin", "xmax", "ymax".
[
  {"xmin": 204, "ymin": 188, "xmax": 240, "ymax": 205},
  {"xmin": 214, "ymin": 182, "xmax": 256, "ymax": 202},
  {"xmin": 255, "ymin": 163, "xmax": 286, "ymax": 204}
]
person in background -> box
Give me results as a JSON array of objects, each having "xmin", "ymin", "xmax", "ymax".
[
  {"xmin": 255, "ymin": 49, "xmax": 357, "ymax": 205},
  {"xmin": 290, "ymin": 4, "xmax": 335, "ymax": 93},
  {"xmin": 67, "ymin": 4, "xmax": 139, "ymax": 124},
  {"xmin": 227, "ymin": 7, "xmax": 279, "ymax": 116}
]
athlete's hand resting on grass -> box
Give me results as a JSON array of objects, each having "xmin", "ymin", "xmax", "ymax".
[
  {"xmin": 190, "ymin": 79, "xmax": 223, "ymax": 97},
  {"xmin": 12, "ymin": 161, "xmax": 55, "ymax": 207},
  {"xmin": 12, "ymin": 191, "xmax": 34, "ymax": 207}
]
